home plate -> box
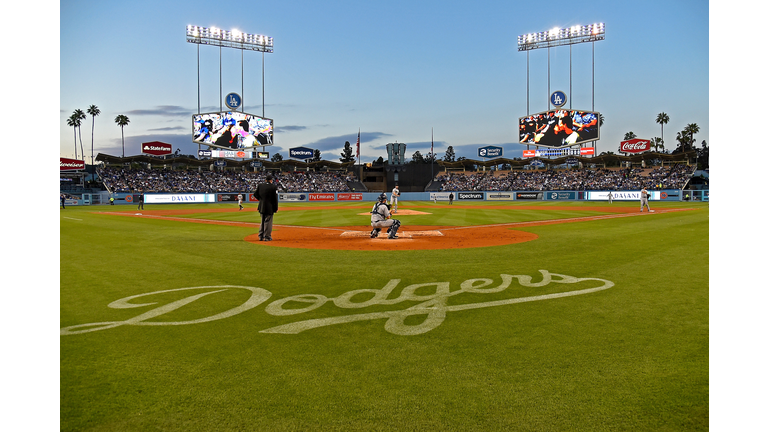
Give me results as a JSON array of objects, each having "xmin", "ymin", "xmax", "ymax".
[{"xmin": 341, "ymin": 230, "xmax": 443, "ymax": 239}]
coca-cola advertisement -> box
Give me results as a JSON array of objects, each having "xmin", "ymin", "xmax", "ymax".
[
  {"xmin": 142, "ymin": 141, "xmax": 173, "ymax": 156},
  {"xmin": 60, "ymin": 158, "xmax": 85, "ymax": 171},
  {"xmin": 619, "ymin": 139, "xmax": 651, "ymax": 154}
]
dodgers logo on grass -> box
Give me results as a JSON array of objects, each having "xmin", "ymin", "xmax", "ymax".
[{"xmin": 61, "ymin": 270, "xmax": 614, "ymax": 336}]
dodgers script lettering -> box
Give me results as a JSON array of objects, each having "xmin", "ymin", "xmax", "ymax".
[{"xmin": 61, "ymin": 270, "xmax": 614, "ymax": 336}]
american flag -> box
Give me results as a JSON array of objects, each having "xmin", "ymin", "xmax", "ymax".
[{"xmin": 356, "ymin": 129, "xmax": 360, "ymax": 158}]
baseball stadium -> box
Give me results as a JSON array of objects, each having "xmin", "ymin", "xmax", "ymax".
[
  {"xmin": 55, "ymin": 6, "xmax": 714, "ymax": 432},
  {"xmin": 59, "ymin": 150, "xmax": 709, "ymax": 431}
]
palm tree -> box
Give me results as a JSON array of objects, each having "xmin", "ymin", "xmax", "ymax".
[
  {"xmin": 87, "ymin": 105, "xmax": 100, "ymax": 167},
  {"xmin": 73, "ymin": 109, "xmax": 86, "ymax": 161},
  {"xmin": 593, "ymin": 113, "xmax": 605, "ymax": 156},
  {"xmin": 114, "ymin": 115, "xmax": 130, "ymax": 157},
  {"xmin": 623, "ymin": 131, "xmax": 637, "ymax": 140},
  {"xmin": 652, "ymin": 137, "xmax": 664, "ymax": 153},
  {"xmin": 684, "ymin": 123, "xmax": 700, "ymax": 147},
  {"xmin": 66, "ymin": 114, "xmax": 80, "ymax": 159},
  {"xmin": 655, "ymin": 112, "xmax": 669, "ymax": 148}
]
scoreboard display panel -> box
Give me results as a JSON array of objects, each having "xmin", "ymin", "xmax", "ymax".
[
  {"xmin": 519, "ymin": 109, "xmax": 599, "ymax": 148},
  {"xmin": 193, "ymin": 111, "xmax": 273, "ymax": 150}
]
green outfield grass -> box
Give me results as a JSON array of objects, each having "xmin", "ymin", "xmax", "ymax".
[{"xmin": 60, "ymin": 200, "xmax": 708, "ymax": 431}]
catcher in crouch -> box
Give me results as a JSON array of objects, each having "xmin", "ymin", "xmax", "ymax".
[{"xmin": 370, "ymin": 193, "xmax": 402, "ymax": 239}]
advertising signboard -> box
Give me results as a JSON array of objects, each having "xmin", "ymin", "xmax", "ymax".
[
  {"xmin": 619, "ymin": 138, "xmax": 651, "ymax": 154},
  {"xmin": 457, "ymin": 192, "xmax": 484, "ymax": 200},
  {"xmin": 145, "ymin": 194, "xmax": 216, "ymax": 204},
  {"xmin": 309, "ymin": 193, "xmax": 335, "ymax": 201},
  {"xmin": 337, "ymin": 193, "xmax": 363, "ymax": 201},
  {"xmin": 486, "ymin": 192, "xmax": 515, "ymax": 201},
  {"xmin": 289, "ymin": 147, "xmax": 314, "ymax": 159},
  {"xmin": 516, "ymin": 192, "xmax": 543, "ymax": 200},
  {"xmin": 60, "ymin": 158, "xmax": 85, "ymax": 171},
  {"xmin": 141, "ymin": 141, "xmax": 172, "ymax": 156},
  {"xmin": 478, "ymin": 146, "xmax": 503, "ymax": 158},
  {"xmin": 278, "ymin": 193, "xmax": 307, "ymax": 202}
]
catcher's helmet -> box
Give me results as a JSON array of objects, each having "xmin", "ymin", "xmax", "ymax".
[{"xmin": 378, "ymin": 193, "xmax": 388, "ymax": 202}]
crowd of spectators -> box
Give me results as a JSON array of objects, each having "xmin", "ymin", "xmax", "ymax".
[
  {"xmin": 97, "ymin": 167, "xmax": 355, "ymax": 193},
  {"xmin": 97, "ymin": 165, "xmax": 694, "ymax": 194},
  {"xmin": 435, "ymin": 165, "xmax": 695, "ymax": 191}
]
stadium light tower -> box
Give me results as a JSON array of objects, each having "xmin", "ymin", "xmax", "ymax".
[
  {"xmin": 517, "ymin": 23, "xmax": 605, "ymax": 112},
  {"xmin": 186, "ymin": 25, "xmax": 274, "ymax": 117}
]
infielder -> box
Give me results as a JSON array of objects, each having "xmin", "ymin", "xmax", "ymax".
[
  {"xmin": 370, "ymin": 193, "xmax": 401, "ymax": 239},
  {"xmin": 640, "ymin": 187, "xmax": 651, "ymax": 212},
  {"xmin": 390, "ymin": 185, "xmax": 400, "ymax": 213}
]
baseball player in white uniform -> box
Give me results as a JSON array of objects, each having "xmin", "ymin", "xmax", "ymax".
[
  {"xmin": 390, "ymin": 185, "xmax": 400, "ymax": 213},
  {"xmin": 237, "ymin": 193, "xmax": 244, "ymax": 210},
  {"xmin": 640, "ymin": 188, "xmax": 651, "ymax": 212},
  {"xmin": 370, "ymin": 193, "xmax": 401, "ymax": 239}
]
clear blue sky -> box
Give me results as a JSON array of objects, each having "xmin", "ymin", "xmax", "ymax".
[{"xmin": 56, "ymin": 0, "xmax": 710, "ymax": 163}]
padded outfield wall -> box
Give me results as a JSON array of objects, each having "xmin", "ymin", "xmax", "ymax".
[{"xmin": 61, "ymin": 189, "xmax": 708, "ymax": 207}]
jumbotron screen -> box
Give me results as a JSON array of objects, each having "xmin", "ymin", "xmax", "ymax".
[
  {"xmin": 518, "ymin": 109, "xmax": 600, "ymax": 148},
  {"xmin": 192, "ymin": 111, "xmax": 273, "ymax": 149}
]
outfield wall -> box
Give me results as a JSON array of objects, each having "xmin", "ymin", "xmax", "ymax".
[{"xmin": 61, "ymin": 189, "xmax": 708, "ymax": 206}]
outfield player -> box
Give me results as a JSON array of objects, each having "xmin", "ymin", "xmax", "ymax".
[
  {"xmin": 390, "ymin": 185, "xmax": 400, "ymax": 213},
  {"xmin": 237, "ymin": 193, "xmax": 244, "ymax": 210},
  {"xmin": 370, "ymin": 193, "xmax": 401, "ymax": 239},
  {"xmin": 640, "ymin": 187, "xmax": 651, "ymax": 212}
]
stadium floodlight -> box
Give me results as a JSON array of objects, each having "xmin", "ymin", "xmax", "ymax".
[
  {"xmin": 517, "ymin": 23, "xmax": 604, "ymax": 51},
  {"xmin": 186, "ymin": 25, "xmax": 273, "ymax": 52}
]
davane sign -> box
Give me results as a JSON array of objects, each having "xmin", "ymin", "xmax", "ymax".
[{"xmin": 619, "ymin": 139, "xmax": 651, "ymax": 154}]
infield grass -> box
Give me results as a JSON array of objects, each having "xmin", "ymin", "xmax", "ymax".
[{"xmin": 60, "ymin": 200, "xmax": 708, "ymax": 431}]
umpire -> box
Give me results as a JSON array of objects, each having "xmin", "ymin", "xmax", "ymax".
[{"xmin": 255, "ymin": 174, "xmax": 279, "ymax": 241}]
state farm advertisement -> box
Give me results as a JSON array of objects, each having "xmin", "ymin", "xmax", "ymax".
[
  {"xmin": 309, "ymin": 193, "xmax": 335, "ymax": 201},
  {"xmin": 619, "ymin": 139, "xmax": 651, "ymax": 154},
  {"xmin": 337, "ymin": 193, "xmax": 363, "ymax": 201},
  {"xmin": 141, "ymin": 141, "xmax": 173, "ymax": 156},
  {"xmin": 60, "ymin": 158, "xmax": 85, "ymax": 171}
]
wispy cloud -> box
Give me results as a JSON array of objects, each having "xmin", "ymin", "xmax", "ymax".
[
  {"xmin": 304, "ymin": 132, "xmax": 392, "ymax": 152},
  {"xmin": 125, "ymin": 106, "xmax": 192, "ymax": 117},
  {"xmin": 148, "ymin": 126, "xmax": 187, "ymax": 132},
  {"xmin": 277, "ymin": 125, "xmax": 307, "ymax": 132}
]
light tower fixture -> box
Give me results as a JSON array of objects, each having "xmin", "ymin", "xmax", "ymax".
[
  {"xmin": 186, "ymin": 25, "xmax": 273, "ymax": 52},
  {"xmin": 517, "ymin": 23, "xmax": 604, "ymax": 51}
]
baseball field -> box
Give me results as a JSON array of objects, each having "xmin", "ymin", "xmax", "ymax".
[{"xmin": 60, "ymin": 199, "xmax": 709, "ymax": 431}]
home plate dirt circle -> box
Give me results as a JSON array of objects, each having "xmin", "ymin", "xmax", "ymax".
[{"xmin": 244, "ymin": 225, "xmax": 539, "ymax": 251}]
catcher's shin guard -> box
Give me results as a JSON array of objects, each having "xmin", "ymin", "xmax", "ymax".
[
  {"xmin": 370, "ymin": 228, "xmax": 381, "ymax": 238},
  {"xmin": 388, "ymin": 220, "xmax": 401, "ymax": 239}
]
